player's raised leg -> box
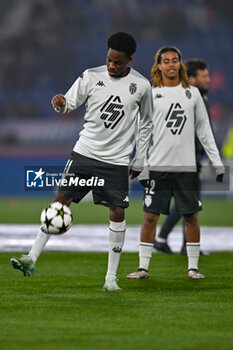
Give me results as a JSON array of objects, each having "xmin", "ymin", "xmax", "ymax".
[
  {"xmin": 10, "ymin": 193, "xmax": 73, "ymax": 276},
  {"xmin": 103, "ymin": 205, "xmax": 125, "ymax": 291}
]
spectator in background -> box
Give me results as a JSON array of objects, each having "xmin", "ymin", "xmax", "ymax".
[{"xmin": 153, "ymin": 59, "xmax": 213, "ymax": 255}]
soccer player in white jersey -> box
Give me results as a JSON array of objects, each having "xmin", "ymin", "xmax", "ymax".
[
  {"xmin": 127, "ymin": 46, "xmax": 225, "ymax": 280},
  {"xmin": 10, "ymin": 32, "xmax": 153, "ymax": 291},
  {"xmin": 154, "ymin": 59, "xmax": 213, "ymax": 256}
]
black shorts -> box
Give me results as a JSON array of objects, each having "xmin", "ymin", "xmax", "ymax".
[
  {"xmin": 143, "ymin": 171, "xmax": 202, "ymax": 215},
  {"xmin": 58, "ymin": 152, "xmax": 129, "ymax": 208}
]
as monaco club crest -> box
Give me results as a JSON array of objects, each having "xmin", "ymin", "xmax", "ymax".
[
  {"xmin": 144, "ymin": 195, "xmax": 152, "ymax": 207},
  {"xmin": 185, "ymin": 89, "xmax": 192, "ymax": 99},
  {"xmin": 129, "ymin": 83, "xmax": 137, "ymax": 95}
]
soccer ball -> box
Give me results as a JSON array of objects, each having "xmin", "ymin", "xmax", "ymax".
[{"xmin": 40, "ymin": 202, "xmax": 73, "ymax": 235}]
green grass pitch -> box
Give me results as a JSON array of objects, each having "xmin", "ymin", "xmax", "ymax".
[
  {"xmin": 1, "ymin": 197, "xmax": 232, "ymax": 349},
  {"xmin": 1, "ymin": 252, "xmax": 233, "ymax": 350},
  {"xmin": 1, "ymin": 197, "xmax": 233, "ymax": 226}
]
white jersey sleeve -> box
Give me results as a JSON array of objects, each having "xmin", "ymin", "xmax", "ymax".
[
  {"xmin": 131, "ymin": 83, "xmax": 153, "ymax": 171},
  {"xmin": 194, "ymin": 89, "xmax": 225, "ymax": 175},
  {"xmin": 56, "ymin": 70, "xmax": 90, "ymax": 113}
]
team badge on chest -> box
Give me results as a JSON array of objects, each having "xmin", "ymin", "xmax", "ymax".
[
  {"xmin": 129, "ymin": 83, "xmax": 137, "ymax": 95},
  {"xmin": 185, "ymin": 89, "xmax": 192, "ymax": 99}
]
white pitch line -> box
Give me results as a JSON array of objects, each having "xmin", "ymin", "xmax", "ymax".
[{"xmin": 0, "ymin": 224, "xmax": 233, "ymax": 252}]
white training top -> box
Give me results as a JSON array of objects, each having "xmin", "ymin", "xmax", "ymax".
[
  {"xmin": 54, "ymin": 65, "xmax": 152, "ymax": 170},
  {"xmin": 148, "ymin": 84, "xmax": 224, "ymax": 174}
]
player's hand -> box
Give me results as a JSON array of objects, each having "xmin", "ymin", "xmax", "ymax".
[
  {"xmin": 52, "ymin": 94, "xmax": 66, "ymax": 110},
  {"xmin": 129, "ymin": 169, "xmax": 141, "ymax": 179},
  {"xmin": 216, "ymin": 173, "xmax": 224, "ymax": 183},
  {"xmin": 140, "ymin": 179, "xmax": 150, "ymax": 188}
]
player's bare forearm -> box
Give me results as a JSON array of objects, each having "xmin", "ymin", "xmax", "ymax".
[{"xmin": 52, "ymin": 94, "xmax": 66, "ymax": 110}]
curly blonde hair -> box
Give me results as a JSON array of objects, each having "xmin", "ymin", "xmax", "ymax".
[{"xmin": 151, "ymin": 46, "xmax": 189, "ymax": 88}]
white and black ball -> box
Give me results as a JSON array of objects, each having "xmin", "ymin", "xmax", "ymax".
[{"xmin": 40, "ymin": 202, "xmax": 73, "ymax": 235}]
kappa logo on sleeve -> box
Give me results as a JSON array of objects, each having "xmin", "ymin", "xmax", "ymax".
[{"xmin": 165, "ymin": 103, "xmax": 187, "ymax": 135}]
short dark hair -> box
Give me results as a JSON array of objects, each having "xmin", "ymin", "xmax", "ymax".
[
  {"xmin": 107, "ymin": 32, "xmax": 137, "ymax": 57},
  {"xmin": 156, "ymin": 46, "xmax": 182, "ymax": 64},
  {"xmin": 184, "ymin": 59, "xmax": 208, "ymax": 77}
]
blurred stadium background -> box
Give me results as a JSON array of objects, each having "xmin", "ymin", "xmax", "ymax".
[
  {"xmin": 0, "ymin": 0, "xmax": 232, "ymax": 227},
  {"xmin": 1, "ymin": 3, "xmax": 233, "ymax": 347}
]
